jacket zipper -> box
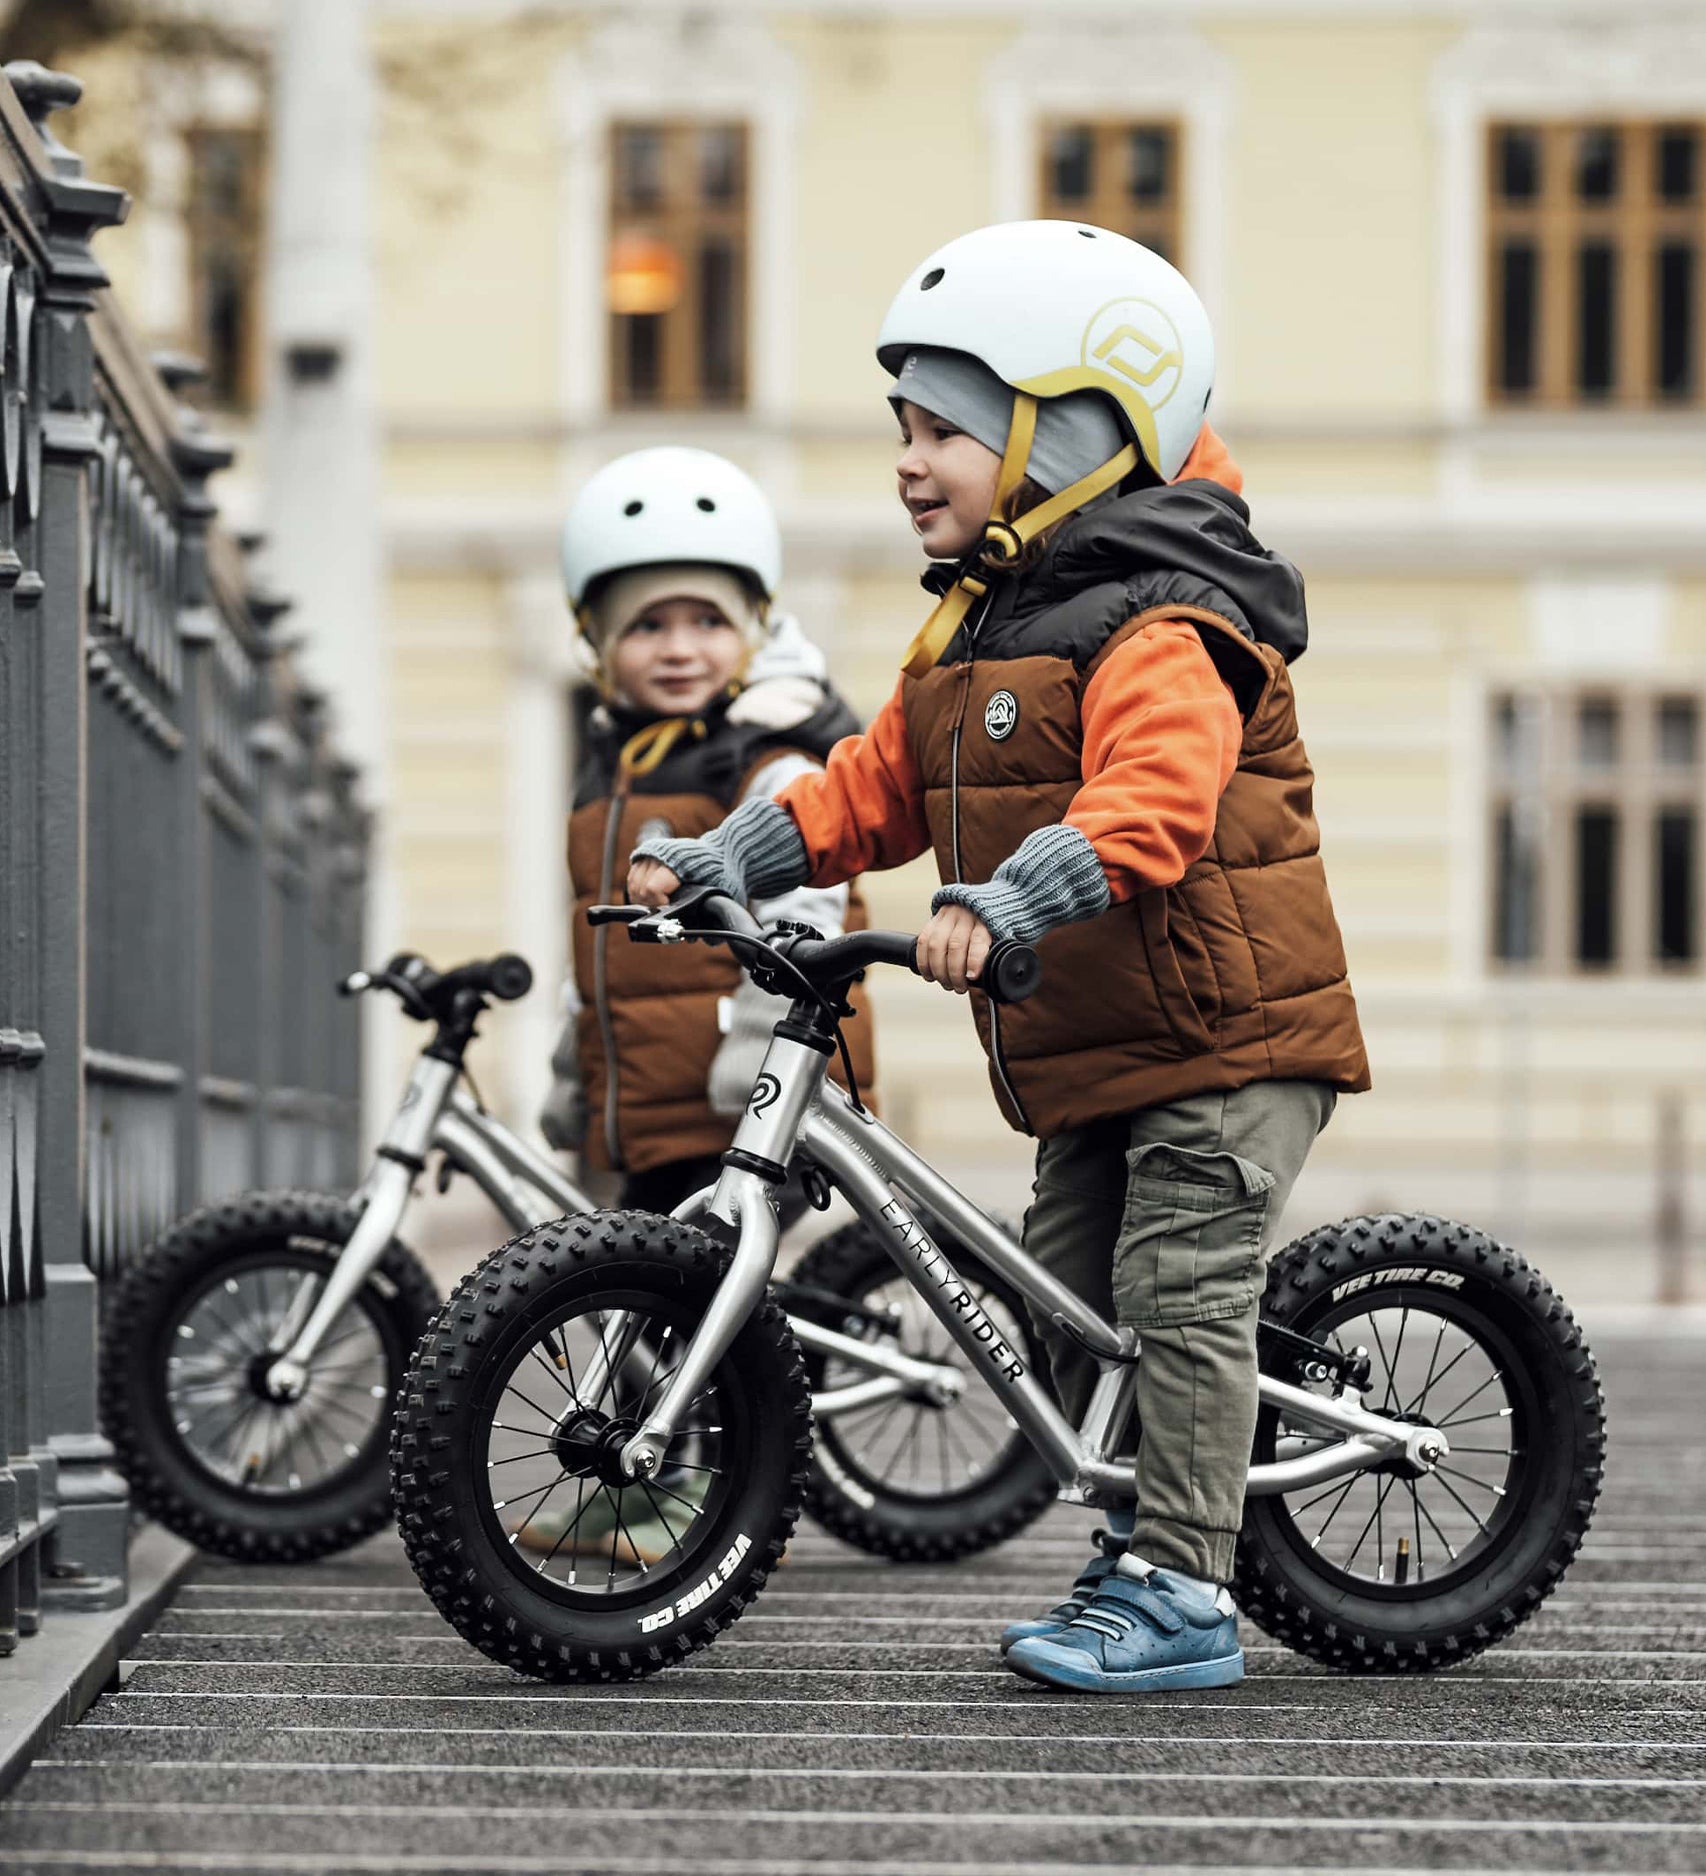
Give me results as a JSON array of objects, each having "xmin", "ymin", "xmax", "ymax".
[
  {"xmin": 950, "ymin": 600, "xmax": 1034, "ymax": 1135},
  {"xmin": 594, "ymin": 783, "xmax": 628, "ymax": 1168}
]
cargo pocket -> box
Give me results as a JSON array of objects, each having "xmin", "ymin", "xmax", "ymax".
[{"xmin": 1114, "ymin": 1140, "xmax": 1276, "ymax": 1329}]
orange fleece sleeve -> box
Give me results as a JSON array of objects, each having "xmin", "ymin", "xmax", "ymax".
[
  {"xmin": 1065, "ymin": 620, "xmax": 1242, "ymax": 901},
  {"xmin": 778, "ymin": 676, "xmax": 932, "ymax": 887}
]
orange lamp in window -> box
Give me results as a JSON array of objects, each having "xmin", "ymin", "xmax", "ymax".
[{"xmin": 607, "ymin": 231, "xmax": 684, "ymax": 315}]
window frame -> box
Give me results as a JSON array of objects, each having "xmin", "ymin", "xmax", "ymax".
[
  {"xmin": 1035, "ymin": 117, "xmax": 1186, "ymax": 268},
  {"xmin": 604, "ymin": 118, "xmax": 752, "ymax": 415},
  {"xmin": 1488, "ymin": 683, "xmax": 1706, "ymax": 977},
  {"xmin": 1485, "ymin": 118, "xmax": 1706, "ymax": 411},
  {"xmin": 184, "ymin": 123, "xmax": 266, "ymax": 415}
]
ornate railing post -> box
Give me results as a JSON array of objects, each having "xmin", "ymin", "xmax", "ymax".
[
  {"xmin": 244, "ymin": 578, "xmax": 292, "ymax": 1185},
  {"xmin": 160, "ymin": 361, "xmax": 235, "ymax": 1213},
  {"xmin": 7, "ymin": 60, "xmax": 132, "ymax": 1608}
]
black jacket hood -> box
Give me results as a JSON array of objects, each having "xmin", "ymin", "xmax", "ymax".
[{"xmin": 926, "ymin": 478, "xmax": 1309, "ymax": 673}]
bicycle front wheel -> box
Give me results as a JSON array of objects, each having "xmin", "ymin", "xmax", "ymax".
[{"xmin": 393, "ymin": 1209, "xmax": 812, "ymax": 1682}]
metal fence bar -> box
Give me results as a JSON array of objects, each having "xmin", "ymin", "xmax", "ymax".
[{"xmin": 0, "ymin": 59, "xmax": 368, "ymax": 1640}]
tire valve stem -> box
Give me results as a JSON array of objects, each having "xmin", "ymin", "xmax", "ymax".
[
  {"xmin": 242, "ymin": 1455, "xmax": 262, "ymax": 1486},
  {"xmin": 1395, "ymin": 1535, "xmax": 1411, "ymax": 1585},
  {"xmin": 545, "ymin": 1332, "xmax": 569, "ymax": 1372}
]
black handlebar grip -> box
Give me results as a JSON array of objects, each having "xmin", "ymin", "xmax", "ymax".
[
  {"xmin": 982, "ymin": 940, "xmax": 1042, "ymax": 1005},
  {"xmin": 486, "ymin": 954, "xmax": 534, "ymax": 1002}
]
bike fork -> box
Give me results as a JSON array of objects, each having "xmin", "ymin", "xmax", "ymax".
[{"xmin": 264, "ymin": 1056, "xmax": 456, "ymax": 1400}]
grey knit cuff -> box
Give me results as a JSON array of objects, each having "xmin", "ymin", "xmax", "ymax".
[
  {"xmin": 931, "ymin": 822, "xmax": 1110, "ymax": 943},
  {"xmin": 632, "ymin": 795, "xmax": 810, "ymax": 903}
]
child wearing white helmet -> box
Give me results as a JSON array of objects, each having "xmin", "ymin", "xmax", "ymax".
[
  {"xmin": 630, "ymin": 223, "xmax": 1369, "ymax": 1690},
  {"xmin": 530, "ymin": 447, "xmax": 875, "ymax": 1559}
]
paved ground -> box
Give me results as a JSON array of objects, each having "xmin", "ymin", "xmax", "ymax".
[{"xmin": 0, "ymin": 1327, "xmax": 1702, "ymax": 1874}]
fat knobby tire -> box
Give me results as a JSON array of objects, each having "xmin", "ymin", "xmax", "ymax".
[
  {"xmin": 99, "ymin": 1189, "xmax": 439, "ymax": 1563},
  {"xmin": 792, "ymin": 1217, "xmax": 1058, "ymax": 1562},
  {"xmin": 1234, "ymin": 1212, "xmax": 1606, "ymax": 1673},
  {"xmin": 392, "ymin": 1209, "xmax": 813, "ymax": 1683}
]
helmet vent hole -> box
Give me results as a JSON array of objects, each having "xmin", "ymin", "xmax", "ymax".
[
  {"xmin": 1078, "ymin": 227, "xmax": 1097, "ymax": 238},
  {"xmin": 920, "ymin": 267, "xmax": 945, "ymax": 290},
  {"xmin": 695, "ymin": 496, "xmax": 717, "ymax": 512},
  {"xmin": 623, "ymin": 499, "xmax": 644, "ymax": 517}
]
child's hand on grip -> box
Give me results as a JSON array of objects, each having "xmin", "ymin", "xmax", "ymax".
[
  {"xmin": 916, "ymin": 904, "xmax": 993, "ymax": 994},
  {"xmin": 627, "ymin": 858, "xmax": 681, "ymax": 907}
]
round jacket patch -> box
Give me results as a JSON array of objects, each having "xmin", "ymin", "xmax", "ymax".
[{"xmin": 984, "ymin": 690, "xmax": 1018, "ymax": 741}]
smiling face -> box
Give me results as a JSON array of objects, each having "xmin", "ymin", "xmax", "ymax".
[
  {"xmin": 608, "ymin": 596, "xmax": 745, "ymax": 717},
  {"xmin": 894, "ymin": 397, "xmax": 1003, "ymax": 561}
]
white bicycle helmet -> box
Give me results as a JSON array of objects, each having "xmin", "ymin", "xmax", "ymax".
[
  {"xmin": 561, "ymin": 446, "xmax": 781, "ymax": 611},
  {"xmin": 877, "ymin": 219, "xmax": 1214, "ymax": 485},
  {"xmin": 877, "ymin": 221, "xmax": 1216, "ymax": 677}
]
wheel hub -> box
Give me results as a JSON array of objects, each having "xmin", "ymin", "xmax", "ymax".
[
  {"xmin": 554, "ymin": 1410, "xmax": 643, "ymax": 1488},
  {"xmin": 1373, "ymin": 1408, "xmax": 1441, "ymax": 1481},
  {"xmin": 247, "ymin": 1352, "xmax": 300, "ymax": 1405}
]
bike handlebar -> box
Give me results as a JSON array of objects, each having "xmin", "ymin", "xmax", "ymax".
[
  {"xmin": 340, "ymin": 950, "xmax": 534, "ymax": 1019},
  {"xmin": 588, "ymin": 888, "xmax": 1042, "ymax": 1006}
]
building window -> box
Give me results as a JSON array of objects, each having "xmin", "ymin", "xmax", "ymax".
[
  {"xmin": 1038, "ymin": 120, "xmax": 1182, "ymax": 265},
  {"xmin": 1487, "ymin": 121, "xmax": 1706, "ymax": 409},
  {"xmin": 1490, "ymin": 688, "xmax": 1704, "ymax": 973},
  {"xmin": 186, "ymin": 127, "xmax": 265, "ymax": 413},
  {"xmin": 607, "ymin": 122, "xmax": 749, "ymax": 411}
]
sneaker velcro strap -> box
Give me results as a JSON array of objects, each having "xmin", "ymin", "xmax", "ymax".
[{"xmin": 1093, "ymin": 1576, "xmax": 1187, "ymax": 1637}]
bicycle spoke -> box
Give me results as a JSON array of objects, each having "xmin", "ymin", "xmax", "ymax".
[
  {"xmin": 535, "ymin": 1475, "xmax": 590, "ymax": 1579},
  {"xmin": 528, "ymin": 1344, "xmax": 582, "ymax": 1405},
  {"xmin": 1310, "ymin": 1473, "xmax": 1361, "ymax": 1546},
  {"xmin": 492, "ymin": 1468, "xmax": 572, "ymax": 1515},
  {"xmin": 1434, "ymin": 1366, "xmax": 1504, "ymax": 1429},
  {"xmin": 1436, "ymin": 1461, "xmax": 1504, "ymax": 1497},
  {"xmin": 1343, "ymin": 1474, "xmax": 1396, "ymax": 1577},
  {"xmin": 1403, "ymin": 1336, "xmax": 1473, "ymax": 1418},
  {"xmin": 1386, "ymin": 1307, "xmax": 1410, "ymax": 1414},
  {"xmin": 636, "ymin": 1475, "xmax": 686, "ymax": 1555},
  {"xmin": 1431, "ymin": 1470, "xmax": 1495, "ymax": 1540},
  {"xmin": 1368, "ymin": 1312, "xmax": 1398, "ymax": 1414},
  {"xmin": 503, "ymin": 1383, "xmax": 571, "ymax": 1431},
  {"xmin": 1414, "ymin": 1486, "xmax": 1459, "ymax": 1562}
]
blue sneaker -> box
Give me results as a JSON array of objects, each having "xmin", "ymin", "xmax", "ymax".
[
  {"xmin": 998, "ymin": 1527, "xmax": 1128, "ymax": 1655},
  {"xmin": 1005, "ymin": 1558, "xmax": 1244, "ymax": 1693}
]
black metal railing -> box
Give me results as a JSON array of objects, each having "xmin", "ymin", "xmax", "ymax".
[{"xmin": 0, "ymin": 60, "xmax": 366, "ymax": 1649}]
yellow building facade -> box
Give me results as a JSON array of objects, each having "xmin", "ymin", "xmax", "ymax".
[{"xmin": 66, "ymin": 1, "xmax": 1706, "ymax": 1297}]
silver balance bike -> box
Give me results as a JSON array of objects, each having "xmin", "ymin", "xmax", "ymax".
[
  {"xmin": 393, "ymin": 889, "xmax": 1605, "ymax": 1681},
  {"xmin": 99, "ymin": 950, "xmax": 1055, "ymax": 1562}
]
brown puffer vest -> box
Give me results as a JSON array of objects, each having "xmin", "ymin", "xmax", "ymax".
[
  {"xmin": 569, "ymin": 690, "xmax": 876, "ymax": 1173},
  {"xmin": 902, "ymin": 478, "xmax": 1370, "ymax": 1138}
]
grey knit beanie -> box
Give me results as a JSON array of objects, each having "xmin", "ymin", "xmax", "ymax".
[{"xmin": 889, "ymin": 345, "xmax": 1129, "ymax": 495}]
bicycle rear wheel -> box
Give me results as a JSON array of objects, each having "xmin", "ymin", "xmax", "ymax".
[
  {"xmin": 791, "ymin": 1217, "xmax": 1058, "ymax": 1562},
  {"xmin": 1235, "ymin": 1213, "xmax": 1605, "ymax": 1672}
]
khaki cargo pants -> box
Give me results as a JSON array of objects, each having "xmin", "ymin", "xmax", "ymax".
[{"xmin": 1023, "ymin": 1080, "xmax": 1336, "ymax": 1584}]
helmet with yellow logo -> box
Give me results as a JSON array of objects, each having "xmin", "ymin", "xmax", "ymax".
[
  {"xmin": 876, "ymin": 221, "xmax": 1216, "ymax": 676},
  {"xmin": 876, "ymin": 219, "xmax": 1214, "ymax": 485}
]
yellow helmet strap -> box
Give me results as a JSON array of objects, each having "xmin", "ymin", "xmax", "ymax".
[
  {"xmin": 899, "ymin": 393, "xmax": 1138, "ymax": 681},
  {"xmin": 617, "ymin": 714, "xmax": 708, "ymax": 779}
]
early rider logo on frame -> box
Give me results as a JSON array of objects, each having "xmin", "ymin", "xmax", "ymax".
[
  {"xmin": 747, "ymin": 1074, "xmax": 782, "ymax": 1117},
  {"xmin": 878, "ymin": 1198, "xmax": 1025, "ymax": 1382}
]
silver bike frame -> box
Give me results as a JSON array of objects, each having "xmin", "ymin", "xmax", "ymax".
[
  {"xmin": 262, "ymin": 1052, "xmax": 964, "ymax": 1416},
  {"xmin": 619, "ymin": 1028, "xmax": 1451, "ymax": 1504}
]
